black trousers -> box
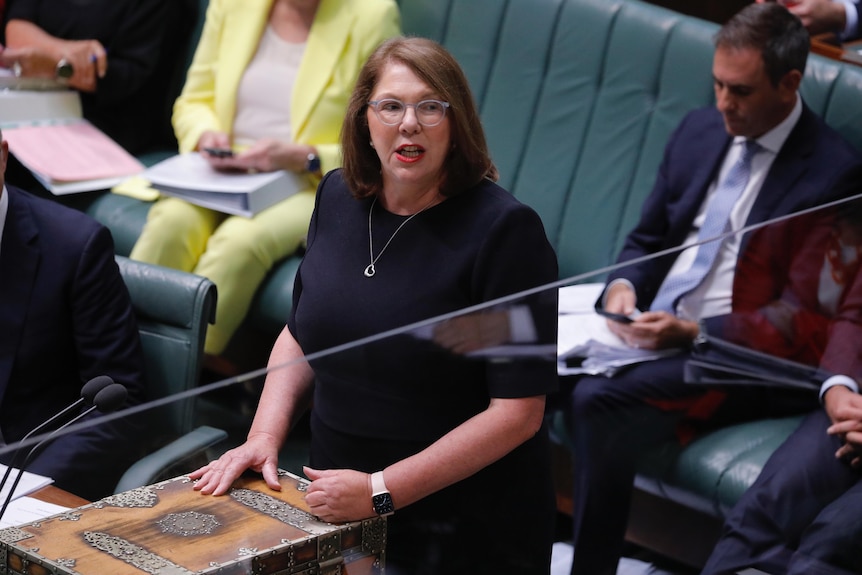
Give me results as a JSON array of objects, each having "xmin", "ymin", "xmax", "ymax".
[
  {"xmin": 702, "ymin": 409, "xmax": 862, "ymax": 575},
  {"xmin": 557, "ymin": 354, "xmax": 817, "ymax": 575}
]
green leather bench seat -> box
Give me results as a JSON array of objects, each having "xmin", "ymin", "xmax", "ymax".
[
  {"xmin": 78, "ymin": 0, "xmax": 862, "ymax": 557},
  {"xmin": 637, "ymin": 416, "xmax": 805, "ymax": 517}
]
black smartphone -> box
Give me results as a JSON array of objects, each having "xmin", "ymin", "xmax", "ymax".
[
  {"xmin": 595, "ymin": 306, "xmax": 637, "ymax": 324},
  {"xmin": 203, "ymin": 147, "xmax": 234, "ymax": 158}
]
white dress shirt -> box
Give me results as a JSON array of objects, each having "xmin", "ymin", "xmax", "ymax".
[
  {"xmin": 0, "ymin": 185, "xmax": 8, "ymax": 260},
  {"xmin": 837, "ymin": 0, "xmax": 860, "ymax": 40},
  {"xmin": 670, "ymin": 97, "xmax": 804, "ymax": 321}
]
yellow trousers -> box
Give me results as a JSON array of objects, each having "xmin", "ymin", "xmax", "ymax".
[{"xmin": 130, "ymin": 191, "xmax": 316, "ymax": 355}]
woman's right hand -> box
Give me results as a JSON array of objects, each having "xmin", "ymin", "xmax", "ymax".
[
  {"xmin": 188, "ymin": 432, "xmax": 282, "ymax": 495},
  {"xmin": 62, "ymin": 39, "xmax": 107, "ymax": 92},
  {"xmin": 198, "ymin": 131, "xmax": 233, "ymax": 166}
]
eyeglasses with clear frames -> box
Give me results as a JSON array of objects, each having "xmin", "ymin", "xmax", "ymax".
[{"xmin": 368, "ymin": 99, "xmax": 450, "ymax": 127}]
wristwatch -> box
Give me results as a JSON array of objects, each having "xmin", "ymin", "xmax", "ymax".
[
  {"xmin": 305, "ymin": 151, "xmax": 321, "ymax": 176},
  {"xmin": 55, "ymin": 58, "xmax": 74, "ymax": 80},
  {"xmin": 370, "ymin": 471, "xmax": 395, "ymax": 517}
]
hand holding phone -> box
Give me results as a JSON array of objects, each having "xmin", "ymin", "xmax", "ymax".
[
  {"xmin": 595, "ymin": 306, "xmax": 641, "ymax": 324},
  {"xmin": 203, "ymin": 147, "xmax": 234, "ymax": 158}
]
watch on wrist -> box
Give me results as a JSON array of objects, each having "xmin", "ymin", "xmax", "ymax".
[
  {"xmin": 55, "ymin": 58, "xmax": 74, "ymax": 80},
  {"xmin": 370, "ymin": 471, "xmax": 394, "ymax": 517},
  {"xmin": 305, "ymin": 151, "xmax": 321, "ymax": 176}
]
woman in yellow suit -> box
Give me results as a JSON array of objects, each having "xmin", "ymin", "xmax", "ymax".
[{"xmin": 131, "ymin": 0, "xmax": 401, "ymax": 355}]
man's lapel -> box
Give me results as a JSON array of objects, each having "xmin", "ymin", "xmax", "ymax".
[
  {"xmin": 746, "ymin": 105, "xmax": 817, "ymax": 225},
  {"xmin": 0, "ymin": 188, "xmax": 40, "ymax": 405}
]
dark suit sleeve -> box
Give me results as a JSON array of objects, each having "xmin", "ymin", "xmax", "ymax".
[{"xmin": 25, "ymin": 225, "xmax": 146, "ymax": 500}]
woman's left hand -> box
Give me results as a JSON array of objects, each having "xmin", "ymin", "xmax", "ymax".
[{"xmin": 303, "ymin": 466, "xmax": 374, "ymax": 523}]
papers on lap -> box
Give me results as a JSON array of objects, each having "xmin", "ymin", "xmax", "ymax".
[
  {"xmin": 3, "ymin": 119, "xmax": 144, "ymax": 194},
  {"xmin": 144, "ymin": 152, "xmax": 304, "ymax": 217},
  {"xmin": 557, "ymin": 283, "xmax": 679, "ymax": 377}
]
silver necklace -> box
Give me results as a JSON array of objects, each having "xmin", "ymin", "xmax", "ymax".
[{"xmin": 364, "ymin": 195, "xmax": 436, "ymax": 278}]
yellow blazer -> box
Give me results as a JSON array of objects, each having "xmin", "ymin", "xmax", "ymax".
[{"xmin": 172, "ymin": 0, "xmax": 401, "ymax": 174}]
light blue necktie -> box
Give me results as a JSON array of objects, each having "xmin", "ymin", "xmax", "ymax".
[{"xmin": 650, "ymin": 139, "xmax": 761, "ymax": 313}]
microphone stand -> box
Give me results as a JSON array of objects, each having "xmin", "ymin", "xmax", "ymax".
[
  {"xmin": 0, "ymin": 383, "xmax": 127, "ymax": 522},
  {"xmin": 0, "ymin": 376, "xmax": 113, "ymax": 501}
]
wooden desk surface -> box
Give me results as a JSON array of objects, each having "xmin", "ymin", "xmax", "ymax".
[
  {"xmin": 30, "ymin": 485, "xmax": 89, "ymax": 509},
  {"xmin": 811, "ymin": 34, "xmax": 862, "ymax": 67}
]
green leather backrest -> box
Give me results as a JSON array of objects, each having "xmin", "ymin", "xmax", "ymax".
[
  {"xmin": 116, "ymin": 256, "xmax": 217, "ymax": 440},
  {"xmin": 805, "ymin": 58, "xmax": 862, "ymax": 151},
  {"xmin": 398, "ymin": 0, "xmax": 862, "ymax": 282}
]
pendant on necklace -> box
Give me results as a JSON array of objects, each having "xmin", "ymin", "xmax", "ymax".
[{"xmin": 364, "ymin": 264, "xmax": 376, "ymax": 278}]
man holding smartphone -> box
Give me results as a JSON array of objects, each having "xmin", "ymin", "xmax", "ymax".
[{"xmin": 560, "ymin": 4, "xmax": 862, "ymax": 574}]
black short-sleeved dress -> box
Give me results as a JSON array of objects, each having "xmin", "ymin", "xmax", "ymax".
[{"xmin": 289, "ymin": 169, "xmax": 559, "ymax": 574}]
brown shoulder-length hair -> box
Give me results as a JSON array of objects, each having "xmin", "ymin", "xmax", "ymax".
[{"xmin": 341, "ymin": 36, "xmax": 498, "ymax": 199}]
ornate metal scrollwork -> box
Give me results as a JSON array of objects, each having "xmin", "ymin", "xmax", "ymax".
[
  {"xmin": 156, "ymin": 511, "xmax": 220, "ymax": 537},
  {"xmin": 0, "ymin": 527, "xmax": 32, "ymax": 544},
  {"xmin": 83, "ymin": 531, "xmax": 195, "ymax": 575},
  {"xmin": 94, "ymin": 487, "xmax": 159, "ymax": 509},
  {"xmin": 229, "ymin": 488, "xmax": 333, "ymax": 535}
]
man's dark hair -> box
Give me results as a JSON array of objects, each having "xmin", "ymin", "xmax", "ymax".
[{"xmin": 715, "ymin": 2, "xmax": 809, "ymax": 86}]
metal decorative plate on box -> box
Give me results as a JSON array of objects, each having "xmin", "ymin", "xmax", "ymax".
[{"xmin": 0, "ymin": 470, "xmax": 385, "ymax": 575}]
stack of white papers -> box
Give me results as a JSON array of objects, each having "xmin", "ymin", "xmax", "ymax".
[
  {"xmin": 557, "ymin": 283, "xmax": 679, "ymax": 377},
  {"xmin": 0, "ymin": 464, "xmax": 54, "ymax": 504},
  {"xmin": 0, "ymin": 81, "xmax": 80, "ymax": 128},
  {"xmin": 0, "ymin": 465, "xmax": 64, "ymax": 528},
  {"xmin": 0, "ymin": 497, "xmax": 69, "ymax": 529}
]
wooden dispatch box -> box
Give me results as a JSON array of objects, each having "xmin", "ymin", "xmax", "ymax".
[{"xmin": 0, "ymin": 470, "xmax": 386, "ymax": 575}]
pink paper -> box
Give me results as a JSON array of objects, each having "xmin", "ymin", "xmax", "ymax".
[{"xmin": 4, "ymin": 121, "xmax": 144, "ymax": 182}]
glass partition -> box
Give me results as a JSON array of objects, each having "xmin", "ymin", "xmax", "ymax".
[{"xmin": 2, "ymin": 192, "xmax": 861, "ymax": 574}]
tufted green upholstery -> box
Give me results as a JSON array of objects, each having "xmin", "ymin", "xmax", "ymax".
[
  {"xmin": 80, "ymin": 0, "xmax": 862, "ymax": 557},
  {"xmin": 113, "ymin": 256, "xmax": 227, "ymax": 493}
]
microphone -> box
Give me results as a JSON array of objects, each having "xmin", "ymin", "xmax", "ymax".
[
  {"xmin": 0, "ymin": 376, "xmax": 114, "ymax": 499},
  {"xmin": 0, "ymin": 383, "xmax": 128, "ymax": 522}
]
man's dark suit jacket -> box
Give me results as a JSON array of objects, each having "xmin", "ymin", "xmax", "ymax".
[
  {"xmin": 851, "ymin": 1, "xmax": 861, "ymax": 41},
  {"xmin": 608, "ymin": 103, "xmax": 862, "ymax": 309},
  {"xmin": 0, "ymin": 186, "xmax": 146, "ymax": 500}
]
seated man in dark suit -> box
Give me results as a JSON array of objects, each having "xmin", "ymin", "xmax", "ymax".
[
  {"xmin": 0, "ymin": 128, "xmax": 146, "ymax": 500},
  {"xmin": 556, "ymin": 4, "xmax": 862, "ymax": 574},
  {"xmin": 700, "ymin": 198, "xmax": 862, "ymax": 575}
]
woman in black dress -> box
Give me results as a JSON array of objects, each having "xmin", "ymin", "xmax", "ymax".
[{"xmin": 190, "ymin": 37, "xmax": 559, "ymax": 574}]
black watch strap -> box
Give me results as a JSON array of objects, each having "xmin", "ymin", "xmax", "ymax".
[{"xmin": 305, "ymin": 152, "xmax": 321, "ymax": 176}]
